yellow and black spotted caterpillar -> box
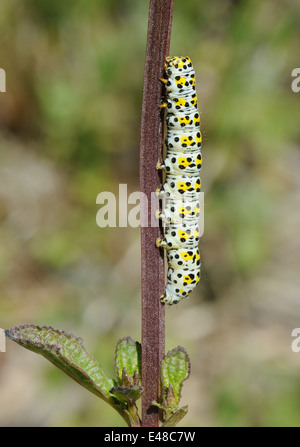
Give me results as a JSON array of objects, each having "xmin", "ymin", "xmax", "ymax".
[{"xmin": 157, "ymin": 56, "xmax": 202, "ymax": 305}]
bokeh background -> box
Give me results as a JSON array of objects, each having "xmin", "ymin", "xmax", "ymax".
[{"xmin": 1, "ymin": 0, "xmax": 300, "ymax": 427}]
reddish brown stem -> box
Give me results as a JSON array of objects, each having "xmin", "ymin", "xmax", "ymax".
[{"xmin": 139, "ymin": 0, "xmax": 174, "ymax": 428}]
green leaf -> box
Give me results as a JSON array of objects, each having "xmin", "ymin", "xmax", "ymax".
[
  {"xmin": 110, "ymin": 385, "xmax": 143, "ymax": 406},
  {"xmin": 156, "ymin": 346, "xmax": 191, "ymax": 425},
  {"xmin": 162, "ymin": 406, "xmax": 188, "ymax": 427},
  {"xmin": 5, "ymin": 325, "xmax": 115, "ymax": 401},
  {"xmin": 115, "ymin": 337, "xmax": 141, "ymax": 386},
  {"xmin": 109, "ymin": 386, "xmax": 143, "ymax": 427},
  {"xmin": 161, "ymin": 346, "xmax": 191, "ymax": 406}
]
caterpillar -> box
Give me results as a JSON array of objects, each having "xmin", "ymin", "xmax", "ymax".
[{"xmin": 157, "ymin": 56, "xmax": 202, "ymax": 305}]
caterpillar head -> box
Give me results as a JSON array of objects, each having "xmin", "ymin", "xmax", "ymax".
[{"xmin": 165, "ymin": 56, "xmax": 193, "ymax": 75}]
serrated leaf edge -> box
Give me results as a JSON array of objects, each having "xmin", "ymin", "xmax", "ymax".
[
  {"xmin": 5, "ymin": 324, "xmax": 114, "ymax": 399},
  {"xmin": 161, "ymin": 345, "xmax": 191, "ymax": 402}
]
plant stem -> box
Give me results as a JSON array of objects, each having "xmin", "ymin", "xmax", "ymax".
[{"xmin": 139, "ymin": 0, "xmax": 174, "ymax": 428}]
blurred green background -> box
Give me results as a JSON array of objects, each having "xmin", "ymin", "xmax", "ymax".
[{"xmin": 0, "ymin": 0, "xmax": 300, "ymax": 427}]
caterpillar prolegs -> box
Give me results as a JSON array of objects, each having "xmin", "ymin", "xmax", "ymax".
[{"xmin": 157, "ymin": 56, "xmax": 202, "ymax": 305}]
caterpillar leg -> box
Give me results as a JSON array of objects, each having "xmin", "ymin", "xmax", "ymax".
[
  {"xmin": 155, "ymin": 209, "xmax": 162, "ymax": 220},
  {"xmin": 156, "ymin": 161, "xmax": 165, "ymax": 170},
  {"xmin": 159, "ymin": 102, "xmax": 167, "ymax": 109},
  {"xmin": 155, "ymin": 210, "xmax": 171, "ymax": 224},
  {"xmin": 160, "ymin": 289, "xmax": 186, "ymax": 306},
  {"xmin": 156, "ymin": 237, "xmax": 166, "ymax": 248},
  {"xmin": 160, "ymin": 292, "xmax": 179, "ymax": 306},
  {"xmin": 160, "ymin": 78, "xmax": 168, "ymax": 84},
  {"xmin": 156, "ymin": 187, "xmax": 168, "ymax": 198},
  {"xmin": 160, "ymin": 293, "xmax": 168, "ymax": 304},
  {"xmin": 156, "ymin": 209, "xmax": 171, "ymax": 225}
]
